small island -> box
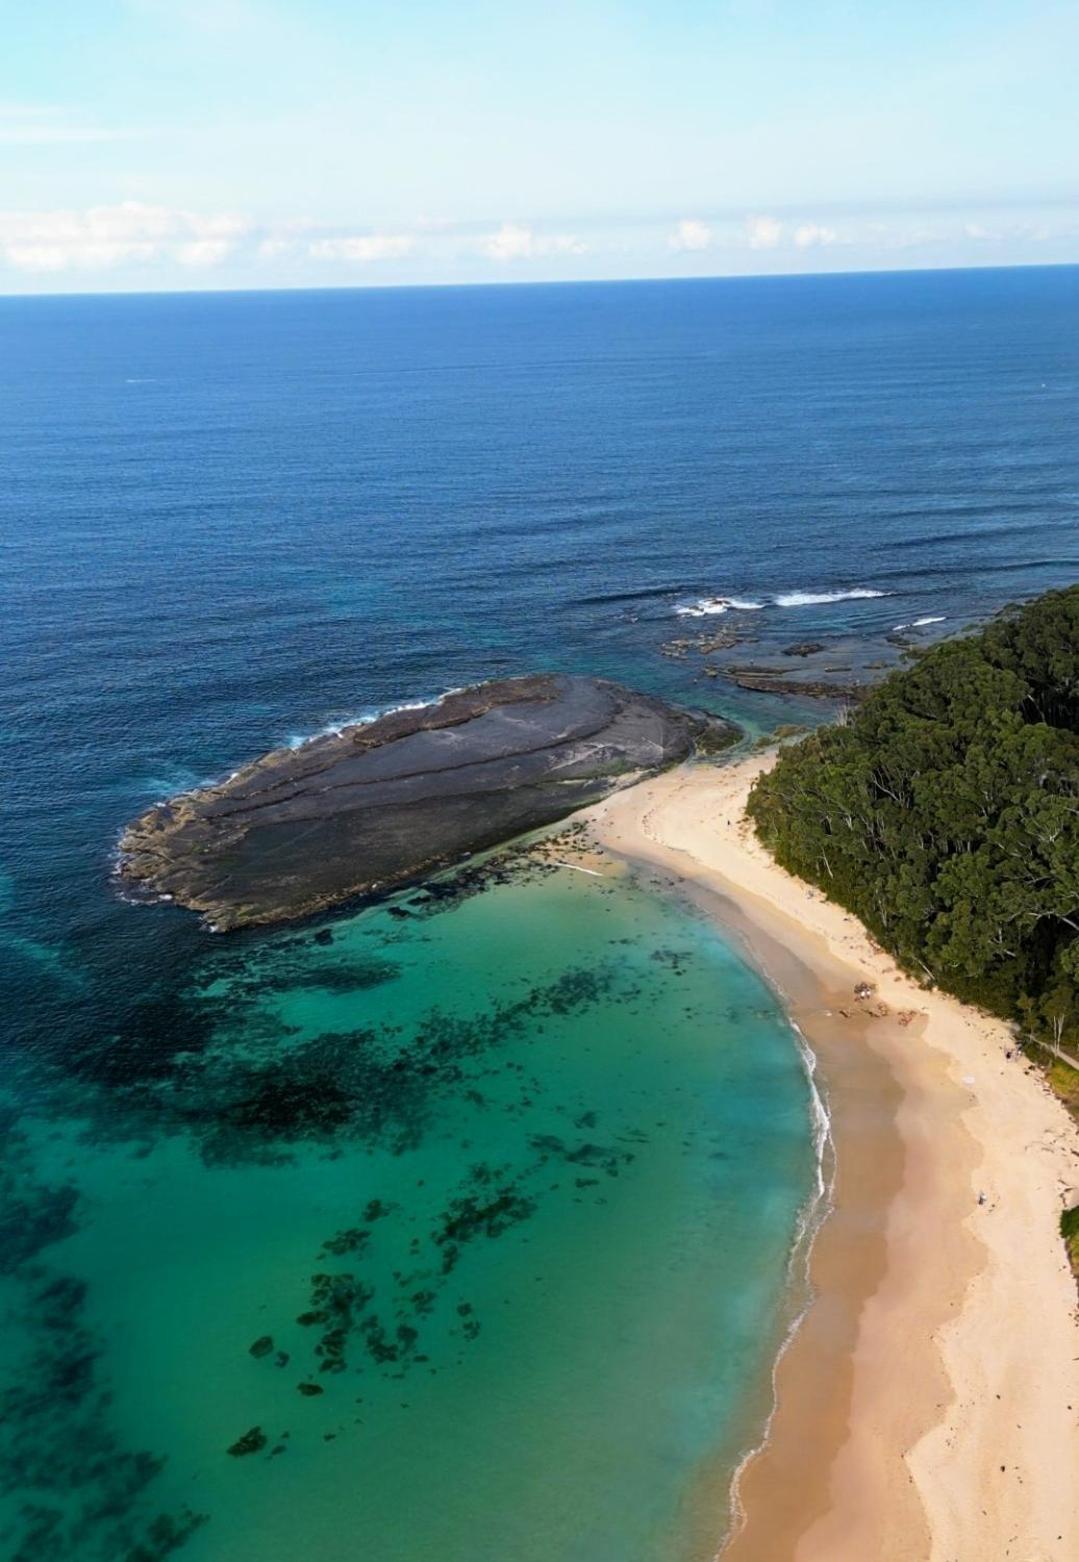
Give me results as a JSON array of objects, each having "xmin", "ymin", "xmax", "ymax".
[{"xmin": 118, "ymin": 673, "xmax": 733, "ymax": 929}]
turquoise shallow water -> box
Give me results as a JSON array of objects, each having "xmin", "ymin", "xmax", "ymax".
[{"xmin": 1, "ymin": 855, "xmax": 817, "ymax": 1561}]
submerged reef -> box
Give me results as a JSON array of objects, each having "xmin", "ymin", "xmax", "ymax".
[
  {"xmin": 261, "ymin": 1142, "xmax": 632, "ymax": 1413},
  {"xmin": 117, "ymin": 674, "xmax": 733, "ymax": 929},
  {"xmin": 0, "ymin": 1109, "xmax": 206, "ymax": 1561},
  {"xmin": 154, "ymin": 959, "xmax": 619, "ymax": 1166}
]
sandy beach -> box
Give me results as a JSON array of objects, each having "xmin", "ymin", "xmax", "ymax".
[{"xmin": 585, "ymin": 751, "xmax": 1079, "ymax": 1562}]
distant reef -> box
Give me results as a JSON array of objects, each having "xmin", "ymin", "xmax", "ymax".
[{"xmin": 119, "ymin": 674, "xmax": 735, "ymax": 929}]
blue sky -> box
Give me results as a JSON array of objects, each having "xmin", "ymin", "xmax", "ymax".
[{"xmin": 2, "ymin": 0, "xmax": 1077, "ymax": 292}]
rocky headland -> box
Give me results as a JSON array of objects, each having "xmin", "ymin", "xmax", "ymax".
[{"xmin": 119, "ymin": 674, "xmax": 734, "ymax": 929}]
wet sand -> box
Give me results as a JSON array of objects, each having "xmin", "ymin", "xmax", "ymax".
[{"xmin": 584, "ymin": 752, "xmax": 1079, "ymax": 1561}]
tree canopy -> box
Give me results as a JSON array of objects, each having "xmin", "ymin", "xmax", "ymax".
[{"xmin": 747, "ymin": 587, "xmax": 1079, "ymax": 1049}]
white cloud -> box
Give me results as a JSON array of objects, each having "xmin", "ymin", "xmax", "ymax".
[
  {"xmin": 256, "ymin": 219, "xmax": 316, "ymax": 261},
  {"xmin": 308, "ymin": 234, "xmax": 415, "ymax": 262},
  {"xmin": 185, "ymin": 211, "xmax": 249, "ymax": 240},
  {"xmin": 793, "ymin": 222, "xmax": 838, "ymax": 249},
  {"xmin": 744, "ymin": 214, "xmax": 783, "ymax": 249},
  {"xmin": 669, "ymin": 219, "xmax": 712, "ymax": 252},
  {"xmin": 0, "ymin": 202, "xmax": 249, "ymax": 271},
  {"xmin": 482, "ymin": 223, "xmax": 533, "ymax": 261},
  {"xmin": 960, "ymin": 220, "xmax": 1027, "ymax": 243},
  {"xmin": 4, "ymin": 244, "xmax": 102, "ymax": 273},
  {"xmin": 177, "ymin": 239, "xmax": 235, "ymax": 267},
  {"xmin": 480, "ymin": 223, "xmax": 586, "ymax": 261}
]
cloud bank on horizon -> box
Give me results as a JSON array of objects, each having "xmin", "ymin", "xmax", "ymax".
[{"xmin": 1, "ymin": 0, "xmax": 1076, "ymax": 292}]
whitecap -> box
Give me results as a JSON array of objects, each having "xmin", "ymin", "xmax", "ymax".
[
  {"xmin": 773, "ymin": 588, "xmax": 889, "ymax": 607},
  {"xmin": 674, "ymin": 595, "xmax": 766, "ymax": 618},
  {"xmin": 893, "ymin": 615, "xmax": 946, "ymax": 631},
  {"xmin": 284, "ymin": 687, "xmax": 468, "ymax": 750}
]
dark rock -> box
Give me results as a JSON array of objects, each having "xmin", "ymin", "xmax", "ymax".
[
  {"xmin": 227, "ymin": 1426, "xmax": 267, "ymax": 1457},
  {"xmin": 320, "ymin": 1226, "xmax": 371, "ymax": 1257},
  {"xmin": 248, "ymin": 1335, "xmax": 274, "ymax": 1358},
  {"xmin": 297, "ymin": 1382, "xmax": 324, "ymax": 1397},
  {"xmin": 781, "ymin": 642, "xmax": 826, "ymax": 657},
  {"xmin": 720, "ymin": 666, "xmax": 871, "ymax": 701},
  {"xmin": 660, "ymin": 628, "xmax": 744, "ymax": 657},
  {"xmin": 118, "ymin": 675, "xmax": 735, "ymax": 929}
]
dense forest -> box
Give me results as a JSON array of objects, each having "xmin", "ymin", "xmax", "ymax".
[{"xmin": 748, "ymin": 586, "xmax": 1079, "ymax": 1062}]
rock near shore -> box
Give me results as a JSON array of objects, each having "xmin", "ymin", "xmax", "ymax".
[{"xmin": 119, "ymin": 674, "xmax": 733, "ymax": 929}]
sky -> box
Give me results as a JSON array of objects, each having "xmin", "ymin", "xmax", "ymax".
[{"xmin": 1, "ymin": 0, "xmax": 1077, "ymax": 293}]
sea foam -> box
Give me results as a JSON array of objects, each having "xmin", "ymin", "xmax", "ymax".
[
  {"xmin": 674, "ymin": 596, "xmax": 766, "ymax": 618},
  {"xmin": 285, "ymin": 688, "xmax": 467, "ymax": 750},
  {"xmin": 772, "ymin": 588, "xmax": 889, "ymax": 607},
  {"xmin": 892, "ymin": 615, "xmax": 946, "ymax": 631},
  {"xmin": 674, "ymin": 587, "xmax": 889, "ymax": 617}
]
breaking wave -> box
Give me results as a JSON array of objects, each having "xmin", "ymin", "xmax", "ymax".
[
  {"xmin": 675, "ymin": 587, "xmax": 889, "ymax": 617},
  {"xmin": 893, "ymin": 615, "xmax": 946, "ymax": 631},
  {"xmin": 285, "ymin": 688, "xmax": 467, "ymax": 749},
  {"xmin": 674, "ymin": 596, "xmax": 766, "ymax": 618},
  {"xmin": 772, "ymin": 588, "xmax": 890, "ymax": 607}
]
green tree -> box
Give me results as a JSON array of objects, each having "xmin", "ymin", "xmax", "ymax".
[{"xmin": 748, "ymin": 586, "xmax": 1079, "ymax": 1047}]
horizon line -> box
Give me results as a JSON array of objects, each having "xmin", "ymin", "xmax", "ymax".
[{"xmin": 1, "ymin": 256, "xmax": 1077, "ymax": 304}]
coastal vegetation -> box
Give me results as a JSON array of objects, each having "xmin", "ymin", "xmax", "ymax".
[
  {"xmin": 748, "ymin": 586, "xmax": 1079, "ymax": 1077},
  {"xmin": 1063, "ymin": 1206, "xmax": 1079, "ymax": 1282}
]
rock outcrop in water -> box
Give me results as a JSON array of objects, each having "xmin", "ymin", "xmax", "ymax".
[
  {"xmin": 719, "ymin": 666, "xmax": 872, "ymax": 701},
  {"xmin": 119, "ymin": 674, "xmax": 733, "ymax": 929}
]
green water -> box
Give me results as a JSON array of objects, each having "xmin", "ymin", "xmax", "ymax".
[{"xmin": 1, "ymin": 860, "xmax": 818, "ymax": 1562}]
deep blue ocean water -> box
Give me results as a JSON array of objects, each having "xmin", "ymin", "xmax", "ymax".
[{"xmin": 1, "ymin": 267, "xmax": 1077, "ymax": 1560}]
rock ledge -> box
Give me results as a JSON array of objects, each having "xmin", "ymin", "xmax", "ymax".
[{"xmin": 119, "ymin": 674, "xmax": 732, "ymax": 929}]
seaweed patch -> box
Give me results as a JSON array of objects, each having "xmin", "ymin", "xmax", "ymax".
[
  {"xmin": 0, "ymin": 1114, "xmax": 206, "ymax": 1560},
  {"xmin": 146, "ymin": 961, "xmax": 620, "ymax": 1166}
]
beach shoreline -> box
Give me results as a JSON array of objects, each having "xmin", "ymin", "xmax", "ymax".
[{"xmin": 583, "ymin": 752, "xmax": 1079, "ymax": 1561}]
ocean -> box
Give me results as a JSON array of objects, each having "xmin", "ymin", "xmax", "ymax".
[{"xmin": 1, "ymin": 266, "xmax": 1077, "ymax": 1561}]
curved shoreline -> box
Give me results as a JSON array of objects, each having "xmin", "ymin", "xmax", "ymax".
[{"xmin": 584, "ymin": 752, "xmax": 1079, "ymax": 1561}]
